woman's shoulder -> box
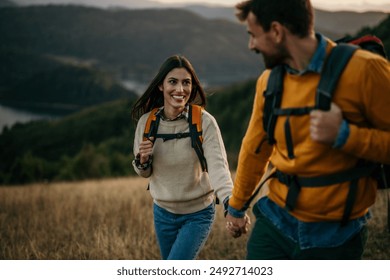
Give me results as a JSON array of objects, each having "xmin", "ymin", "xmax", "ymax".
[
  {"xmin": 200, "ymin": 108, "xmax": 219, "ymax": 129},
  {"xmin": 200, "ymin": 108, "xmax": 215, "ymax": 121},
  {"xmin": 141, "ymin": 110, "xmax": 157, "ymax": 121},
  {"xmin": 136, "ymin": 110, "xmax": 155, "ymax": 129}
]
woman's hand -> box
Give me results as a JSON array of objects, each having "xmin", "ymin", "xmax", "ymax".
[
  {"xmin": 138, "ymin": 137, "xmax": 154, "ymax": 163},
  {"xmin": 225, "ymin": 213, "xmax": 251, "ymax": 238}
]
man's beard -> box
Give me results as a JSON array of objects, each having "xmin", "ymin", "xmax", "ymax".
[{"xmin": 262, "ymin": 43, "xmax": 289, "ymax": 69}]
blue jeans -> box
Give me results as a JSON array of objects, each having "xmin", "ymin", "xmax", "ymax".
[
  {"xmin": 153, "ymin": 203, "xmax": 215, "ymax": 260},
  {"xmin": 247, "ymin": 203, "xmax": 368, "ymax": 259}
]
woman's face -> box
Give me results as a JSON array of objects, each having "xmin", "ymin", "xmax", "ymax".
[{"xmin": 158, "ymin": 67, "xmax": 192, "ymax": 115}]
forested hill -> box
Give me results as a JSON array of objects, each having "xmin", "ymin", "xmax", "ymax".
[
  {"xmin": 3, "ymin": 4, "xmax": 385, "ymax": 91},
  {"xmin": 0, "ymin": 81, "xmax": 256, "ymax": 185},
  {"xmin": 0, "ymin": 7, "xmax": 389, "ymax": 185},
  {"xmin": 1, "ymin": 5, "xmax": 388, "ymax": 112},
  {"xmin": 0, "ymin": 52, "xmax": 137, "ymax": 112},
  {"xmin": 0, "ymin": 5, "xmax": 260, "ymax": 88}
]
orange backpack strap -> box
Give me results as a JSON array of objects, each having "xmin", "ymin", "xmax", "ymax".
[
  {"xmin": 190, "ymin": 104, "xmax": 203, "ymax": 142},
  {"xmin": 143, "ymin": 108, "xmax": 159, "ymax": 141},
  {"xmin": 188, "ymin": 104, "xmax": 207, "ymax": 171}
]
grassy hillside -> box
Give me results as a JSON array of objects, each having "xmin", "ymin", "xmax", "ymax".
[{"xmin": 0, "ymin": 177, "xmax": 388, "ymax": 259}]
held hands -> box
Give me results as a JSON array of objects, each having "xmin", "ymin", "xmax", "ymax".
[
  {"xmin": 225, "ymin": 213, "xmax": 251, "ymax": 239},
  {"xmin": 138, "ymin": 137, "xmax": 154, "ymax": 163},
  {"xmin": 310, "ymin": 102, "xmax": 342, "ymax": 144}
]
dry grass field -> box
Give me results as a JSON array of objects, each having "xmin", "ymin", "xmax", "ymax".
[{"xmin": 0, "ymin": 176, "xmax": 389, "ymax": 260}]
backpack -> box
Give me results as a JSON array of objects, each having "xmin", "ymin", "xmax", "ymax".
[
  {"xmin": 336, "ymin": 34, "xmax": 388, "ymax": 59},
  {"xmin": 143, "ymin": 104, "xmax": 208, "ymax": 172},
  {"xmin": 264, "ymin": 35, "xmax": 389, "ymax": 187},
  {"xmin": 246, "ymin": 35, "xmax": 389, "ymax": 226}
]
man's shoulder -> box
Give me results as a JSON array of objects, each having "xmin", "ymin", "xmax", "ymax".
[{"xmin": 257, "ymin": 69, "xmax": 272, "ymax": 87}]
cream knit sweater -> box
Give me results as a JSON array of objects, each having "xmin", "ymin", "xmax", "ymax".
[{"xmin": 133, "ymin": 109, "xmax": 233, "ymax": 214}]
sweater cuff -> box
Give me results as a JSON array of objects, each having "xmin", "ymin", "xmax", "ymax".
[{"xmin": 333, "ymin": 120, "xmax": 350, "ymax": 149}]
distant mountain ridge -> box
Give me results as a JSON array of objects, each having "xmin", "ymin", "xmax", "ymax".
[
  {"xmin": 9, "ymin": 0, "xmax": 167, "ymax": 9},
  {"xmin": 0, "ymin": 0, "xmax": 16, "ymax": 7},
  {"xmin": 0, "ymin": 5, "xmax": 261, "ymax": 89},
  {"xmin": 314, "ymin": 9, "xmax": 388, "ymax": 38},
  {"xmin": 1, "ymin": 4, "xmax": 386, "ymax": 87},
  {"xmin": 5, "ymin": 0, "xmax": 389, "ymax": 37},
  {"xmin": 0, "ymin": 3, "xmax": 389, "ymax": 115},
  {"xmin": 8, "ymin": 0, "xmax": 390, "ymax": 12}
]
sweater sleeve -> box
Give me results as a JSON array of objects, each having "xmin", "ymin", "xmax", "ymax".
[
  {"xmin": 201, "ymin": 111, "xmax": 233, "ymax": 204},
  {"xmin": 229, "ymin": 73, "xmax": 274, "ymax": 211},
  {"xmin": 340, "ymin": 55, "xmax": 390, "ymax": 164},
  {"xmin": 132, "ymin": 113, "xmax": 152, "ymax": 178}
]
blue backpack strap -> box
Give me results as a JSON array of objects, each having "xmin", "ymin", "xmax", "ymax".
[
  {"xmin": 263, "ymin": 65, "xmax": 285, "ymax": 144},
  {"xmin": 316, "ymin": 43, "xmax": 358, "ymax": 110},
  {"xmin": 262, "ymin": 44, "xmax": 358, "ymax": 153}
]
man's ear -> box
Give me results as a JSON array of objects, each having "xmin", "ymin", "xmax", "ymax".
[{"xmin": 270, "ymin": 21, "xmax": 285, "ymax": 44}]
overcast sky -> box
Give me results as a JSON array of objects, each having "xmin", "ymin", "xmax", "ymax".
[
  {"xmin": 156, "ymin": 0, "xmax": 390, "ymax": 12},
  {"xmin": 13, "ymin": 0, "xmax": 390, "ymax": 12}
]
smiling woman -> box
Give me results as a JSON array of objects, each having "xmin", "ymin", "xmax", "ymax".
[
  {"xmin": 129, "ymin": 55, "xmax": 238, "ymax": 260},
  {"xmin": 158, "ymin": 68, "xmax": 193, "ymax": 119}
]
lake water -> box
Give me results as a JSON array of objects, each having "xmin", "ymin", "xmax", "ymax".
[
  {"xmin": 0, "ymin": 104, "xmax": 63, "ymax": 133},
  {"xmin": 0, "ymin": 79, "xmax": 143, "ymax": 134},
  {"xmin": 121, "ymin": 79, "xmax": 146, "ymax": 96}
]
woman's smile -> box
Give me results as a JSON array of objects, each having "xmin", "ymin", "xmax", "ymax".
[{"xmin": 159, "ymin": 67, "xmax": 192, "ymax": 118}]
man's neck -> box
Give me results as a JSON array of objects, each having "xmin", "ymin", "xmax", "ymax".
[{"xmin": 284, "ymin": 31, "xmax": 318, "ymax": 72}]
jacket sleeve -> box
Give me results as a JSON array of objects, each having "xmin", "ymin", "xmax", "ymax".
[
  {"xmin": 229, "ymin": 73, "xmax": 274, "ymax": 211},
  {"xmin": 340, "ymin": 55, "xmax": 390, "ymax": 164}
]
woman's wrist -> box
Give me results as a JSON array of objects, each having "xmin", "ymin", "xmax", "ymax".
[{"xmin": 133, "ymin": 153, "xmax": 152, "ymax": 170}]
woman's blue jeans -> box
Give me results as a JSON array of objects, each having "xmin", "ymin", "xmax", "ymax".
[{"xmin": 153, "ymin": 203, "xmax": 215, "ymax": 260}]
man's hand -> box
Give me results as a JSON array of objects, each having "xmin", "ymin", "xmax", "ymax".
[
  {"xmin": 310, "ymin": 102, "xmax": 343, "ymax": 144},
  {"xmin": 225, "ymin": 213, "xmax": 251, "ymax": 238}
]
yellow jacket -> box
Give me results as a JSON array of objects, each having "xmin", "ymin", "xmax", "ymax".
[{"xmin": 231, "ymin": 39, "xmax": 390, "ymax": 222}]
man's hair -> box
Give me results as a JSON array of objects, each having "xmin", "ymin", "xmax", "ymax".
[{"xmin": 236, "ymin": 0, "xmax": 314, "ymax": 38}]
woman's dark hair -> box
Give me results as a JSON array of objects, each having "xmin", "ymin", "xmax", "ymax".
[
  {"xmin": 236, "ymin": 0, "xmax": 314, "ymax": 38},
  {"xmin": 131, "ymin": 55, "xmax": 206, "ymax": 121}
]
